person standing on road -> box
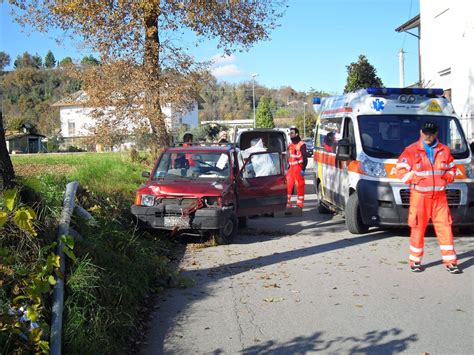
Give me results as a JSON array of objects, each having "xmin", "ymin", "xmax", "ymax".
[
  {"xmin": 396, "ymin": 121, "xmax": 461, "ymax": 274},
  {"xmin": 287, "ymin": 127, "xmax": 308, "ymax": 209}
]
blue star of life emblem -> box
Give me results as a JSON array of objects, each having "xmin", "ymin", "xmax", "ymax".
[{"xmin": 372, "ymin": 98, "xmax": 385, "ymax": 111}]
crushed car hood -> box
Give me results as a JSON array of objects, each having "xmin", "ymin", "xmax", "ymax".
[{"xmin": 139, "ymin": 179, "xmax": 232, "ymax": 197}]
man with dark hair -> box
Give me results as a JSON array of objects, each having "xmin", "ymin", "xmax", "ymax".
[
  {"xmin": 183, "ymin": 132, "xmax": 193, "ymax": 146},
  {"xmin": 286, "ymin": 127, "xmax": 308, "ymax": 209},
  {"xmin": 396, "ymin": 121, "xmax": 461, "ymax": 274}
]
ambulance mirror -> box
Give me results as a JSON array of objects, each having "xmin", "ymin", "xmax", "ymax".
[{"xmin": 336, "ymin": 139, "xmax": 351, "ymax": 161}]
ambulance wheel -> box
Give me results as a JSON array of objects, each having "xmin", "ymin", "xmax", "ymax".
[
  {"xmin": 316, "ymin": 183, "xmax": 331, "ymax": 214},
  {"xmin": 212, "ymin": 213, "xmax": 237, "ymax": 245},
  {"xmin": 346, "ymin": 193, "xmax": 369, "ymax": 234}
]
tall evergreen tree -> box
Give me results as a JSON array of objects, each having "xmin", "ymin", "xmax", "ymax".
[
  {"xmin": 344, "ymin": 54, "xmax": 383, "ymax": 93},
  {"xmin": 255, "ymin": 96, "xmax": 275, "ymax": 128},
  {"xmin": 44, "ymin": 50, "xmax": 56, "ymax": 68}
]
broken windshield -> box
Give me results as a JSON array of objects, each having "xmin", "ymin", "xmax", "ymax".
[
  {"xmin": 358, "ymin": 115, "xmax": 469, "ymax": 159},
  {"xmin": 153, "ymin": 152, "xmax": 231, "ymax": 180}
]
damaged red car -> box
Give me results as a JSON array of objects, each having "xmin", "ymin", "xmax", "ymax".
[{"xmin": 131, "ymin": 144, "xmax": 287, "ymax": 244}]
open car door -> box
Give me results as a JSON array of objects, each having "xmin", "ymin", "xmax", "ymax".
[{"xmin": 236, "ymin": 151, "xmax": 287, "ymax": 216}]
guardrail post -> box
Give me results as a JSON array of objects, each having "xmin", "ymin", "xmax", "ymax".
[{"xmin": 50, "ymin": 181, "xmax": 79, "ymax": 355}]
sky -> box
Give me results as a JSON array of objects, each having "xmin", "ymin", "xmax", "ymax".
[{"xmin": 0, "ymin": 0, "xmax": 420, "ymax": 95}]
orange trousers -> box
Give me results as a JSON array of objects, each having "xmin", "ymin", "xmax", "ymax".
[
  {"xmin": 286, "ymin": 165, "xmax": 305, "ymax": 208},
  {"xmin": 408, "ymin": 190, "xmax": 457, "ymax": 265}
]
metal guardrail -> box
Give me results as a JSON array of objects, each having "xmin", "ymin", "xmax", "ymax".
[{"xmin": 50, "ymin": 181, "xmax": 94, "ymax": 355}]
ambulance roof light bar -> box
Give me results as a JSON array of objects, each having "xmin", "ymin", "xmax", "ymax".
[{"xmin": 366, "ymin": 87, "xmax": 444, "ymax": 96}]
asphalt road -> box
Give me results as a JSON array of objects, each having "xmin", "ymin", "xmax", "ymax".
[{"xmin": 143, "ymin": 168, "xmax": 474, "ymax": 354}]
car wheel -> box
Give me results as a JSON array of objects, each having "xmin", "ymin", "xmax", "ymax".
[
  {"xmin": 316, "ymin": 183, "xmax": 331, "ymax": 214},
  {"xmin": 212, "ymin": 213, "xmax": 238, "ymax": 245},
  {"xmin": 238, "ymin": 216, "xmax": 248, "ymax": 228},
  {"xmin": 345, "ymin": 193, "xmax": 369, "ymax": 234}
]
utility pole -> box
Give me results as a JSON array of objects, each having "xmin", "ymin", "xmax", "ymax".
[
  {"xmin": 399, "ymin": 48, "xmax": 405, "ymax": 88},
  {"xmin": 251, "ymin": 73, "xmax": 259, "ymax": 128},
  {"xmin": 303, "ymin": 102, "xmax": 307, "ymax": 139}
]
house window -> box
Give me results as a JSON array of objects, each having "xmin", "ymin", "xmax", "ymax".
[{"xmin": 68, "ymin": 120, "xmax": 76, "ymax": 136}]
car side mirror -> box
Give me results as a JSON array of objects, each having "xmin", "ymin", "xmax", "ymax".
[
  {"xmin": 142, "ymin": 171, "xmax": 150, "ymax": 178},
  {"xmin": 336, "ymin": 139, "xmax": 351, "ymax": 161}
]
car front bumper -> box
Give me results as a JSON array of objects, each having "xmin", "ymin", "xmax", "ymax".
[
  {"xmin": 356, "ymin": 180, "xmax": 474, "ymax": 227},
  {"xmin": 131, "ymin": 204, "xmax": 234, "ymax": 231}
]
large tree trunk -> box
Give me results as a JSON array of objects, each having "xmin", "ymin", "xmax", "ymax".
[
  {"xmin": 0, "ymin": 111, "xmax": 15, "ymax": 191},
  {"xmin": 144, "ymin": 9, "xmax": 169, "ymax": 149}
]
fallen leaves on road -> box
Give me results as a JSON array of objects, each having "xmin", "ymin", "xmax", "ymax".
[
  {"xmin": 263, "ymin": 297, "xmax": 285, "ymax": 303},
  {"xmin": 263, "ymin": 283, "xmax": 280, "ymax": 288}
]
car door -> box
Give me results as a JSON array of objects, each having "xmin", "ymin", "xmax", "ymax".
[{"xmin": 236, "ymin": 151, "xmax": 287, "ymax": 216}]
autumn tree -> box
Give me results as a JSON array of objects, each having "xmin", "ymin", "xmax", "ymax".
[
  {"xmin": 59, "ymin": 57, "xmax": 73, "ymax": 67},
  {"xmin": 0, "ymin": 51, "xmax": 11, "ymax": 71},
  {"xmin": 256, "ymin": 96, "xmax": 275, "ymax": 129},
  {"xmin": 344, "ymin": 54, "xmax": 383, "ymax": 93},
  {"xmin": 10, "ymin": 1, "xmax": 286, "ymax": 148},
  {"xmin": 44, "ymin": 50, "xmax": 56, "ymax": 68}
]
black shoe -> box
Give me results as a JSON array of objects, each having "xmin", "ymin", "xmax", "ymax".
[
  {"xmin": 446, "ymin": 264, "xmax": 462, "ymax": 274},
  {"xmin": 410, "ymin": 263, "xmax": 424, "ymax": 273}
]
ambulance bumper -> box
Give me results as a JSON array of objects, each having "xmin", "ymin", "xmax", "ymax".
[{"xmin": 356, "ymin": 180, "xmax": 474, "ymax": 227}]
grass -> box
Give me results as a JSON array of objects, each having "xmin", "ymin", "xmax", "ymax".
[{"xmin": 2, "ymin": 151, "xmax": 174, "ymax": 354}]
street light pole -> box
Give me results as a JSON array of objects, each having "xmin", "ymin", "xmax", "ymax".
[
  {"xmin": 251, "ymin": 73, "xmax": 259, "ymax": 128},
  {"xmin": 303, "ymin": 102, "xmax": 307, "ymax": 139}
]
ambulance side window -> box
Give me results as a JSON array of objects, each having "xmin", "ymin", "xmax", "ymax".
[
  {"xmin": 317, "ymin": 117, "xmax": 343, "ymax": 153},
  {"xmin": 343, "ymin": 117, "xmax": 356, "ymax": 159}
]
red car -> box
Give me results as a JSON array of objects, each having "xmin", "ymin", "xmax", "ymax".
[{"xmin": 131, "ymin": 144, "xmax": 287, "ymax": 244}]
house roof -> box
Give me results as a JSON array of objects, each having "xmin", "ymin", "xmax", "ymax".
[
  {"xmin": 52, "ymin": 90, "xmax": 205, "ymax": 108},
  {"xmin": 51, "ymin": 90, "xmax": 89, "ymax": 107},
  {"xmin": 395, "ymin": 14, "xmax": 420, "ymax": 32},
  {"xmin": 5, "ymin": 133, "xmax": 46, "ymax": 140}
]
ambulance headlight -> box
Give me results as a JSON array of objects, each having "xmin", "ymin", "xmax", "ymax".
[
  {"xmin": 361, "ymin": 157, "xmax": 386, "ymax": 177},
  {"xmin": 464, "ymin": 163, "xmax": 472, "ymax": 178}
]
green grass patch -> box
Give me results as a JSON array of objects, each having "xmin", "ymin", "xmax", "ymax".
[{"xmin": 3, "ymin": 151, "xmax": 175, "ymax": 353}]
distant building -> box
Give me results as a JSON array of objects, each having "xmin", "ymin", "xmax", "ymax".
[
  {"xmin": 5, "ymin": 133, "xmax": 45, "ymax": 154},
  {"xmin": 52, "ymin": 90, "xmax": 202, "ymax": 150},
  {"xmin": 396, "ymin": 0, "xmax": 474, "ymax": 141}
]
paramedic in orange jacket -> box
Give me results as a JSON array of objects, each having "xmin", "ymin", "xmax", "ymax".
[
  {"xmin": 396, "ymin": 121, "xmax": 461, "ymax": 274},
  {"xmin": 287, "ymin": 127, "xmax": 308, "ymax": 209}
]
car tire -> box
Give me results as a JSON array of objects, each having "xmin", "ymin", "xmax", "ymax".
[
  {"xmin": 345, "ymin": 193, "xmax": 369, "ymax": 234},
  {"xmin": 212, "ymin": 213, "xmax": 238, "ymax": 245},
  {"xmin": 316, "ymin": 183, "xmax": 331, "ymax": 214},
  {"xmin": 238, "ymin": 216, "xmax": 248, "ymax": 228}
]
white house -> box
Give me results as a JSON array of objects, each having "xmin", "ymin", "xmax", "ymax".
[
  {"xmin": 52, "ymin": 90, "xmax": 201, "ymax": 149},
  {"xmin": 396, "ymin": 0, "xmax": 474, "ymax": 142}
]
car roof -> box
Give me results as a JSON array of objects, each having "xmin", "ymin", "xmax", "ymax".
[{"xmin": 165, "ymin": 146, "xmax": 231, "ymax": 153}]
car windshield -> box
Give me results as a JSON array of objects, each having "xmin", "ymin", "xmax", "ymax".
[
  {"xmin": 153, "ymin": 152, "xmax": 231, "ymax": 180},
  {"xmin": 358, "ymin": 115, "xmax": 470, "ymax": 159}
]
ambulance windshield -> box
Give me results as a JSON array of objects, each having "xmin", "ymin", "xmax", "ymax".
[{"xmin": 358, "ymin": 115, "xmax": 470, "ymax": 159}]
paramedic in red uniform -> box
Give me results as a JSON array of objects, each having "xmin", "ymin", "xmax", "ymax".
[
  {"xmin": 287, "ymin": 127, "xmax": 308, "ymax": 209},
  {"xmin": 182, "ymin": 132, "xmax": 196, "ymax": 167},
  {"xmin": 396, "ymin": 121, "xmax": 461, "ymax": 274}
]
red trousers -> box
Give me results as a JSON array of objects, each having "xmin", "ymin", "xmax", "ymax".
[
  {"xmin": 408, "ymin": 190, "xmax": 457, "ymax": 265},
  {"xmin": 286, "ymin": 165, "xmax": 305, "ymax": 208}
]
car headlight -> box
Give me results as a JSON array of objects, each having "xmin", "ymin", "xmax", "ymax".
[
  {"xmin": 464, "ymin": 163, "xmax": 473, "ymax": 178},
  {"xmin": 140, "ymin": 194, "xmax": 155, "ymax": 207},
  {"xmin": 361, "ymin": 157, "xmax": 386, "ymax": 177}
]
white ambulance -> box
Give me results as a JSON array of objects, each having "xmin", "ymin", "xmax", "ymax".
[{"xmin": 312, "ymin": 87, "xmax": 474, "ymax": 234}]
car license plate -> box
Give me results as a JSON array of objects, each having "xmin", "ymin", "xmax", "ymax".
[{"xmin": 164, "ymin": 216, "xmax": 189, "ymax": 228}]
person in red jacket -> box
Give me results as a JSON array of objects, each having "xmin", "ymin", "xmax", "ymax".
[
  {"xmin": 287, "ymin": 127, "xmax": 308, "ymax": 209},
  {"xmin": 396, "ymin": 121, "xmax": 461, "ymax": 274}
]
